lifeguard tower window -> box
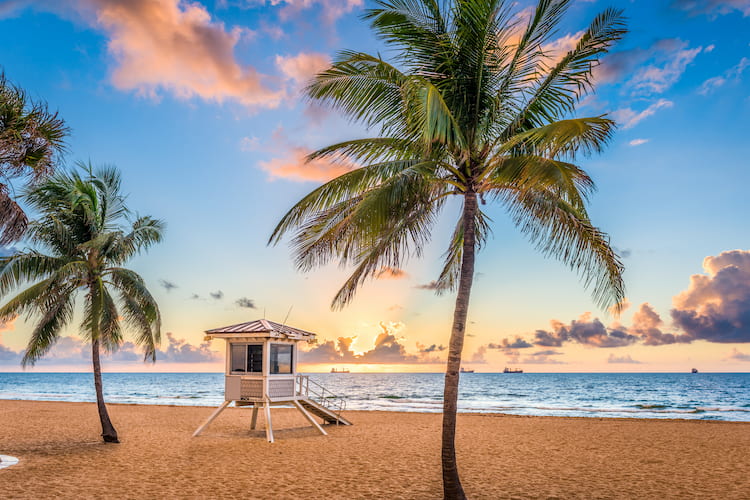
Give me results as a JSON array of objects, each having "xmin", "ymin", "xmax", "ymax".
[
  {"xmin": 230, "ymin": 344, "xmax": 263, "ymax": 373},
  {"xmin": 270, "ymin": 344, "xmax": 293, "ymax": 374}
]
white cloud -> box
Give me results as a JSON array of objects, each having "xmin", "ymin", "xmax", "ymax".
[
  {"xmin": 631, "ymin": 45, "xmax": 704, "ymax": 94},
  {"xmin": 612, "ymin": 99, "xmax": 674, "ymax": 129},
  {"xmin": 699, "ymin": 57, "xmax": 750, "ymax": 95},
  {"xmin": 628, "ymin": 138, "xmax": 650, "ymax": 146}
]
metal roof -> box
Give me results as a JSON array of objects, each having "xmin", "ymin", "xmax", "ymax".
[{"xmin": 205, "ymin": 319, "xmax": 316, "ymax": 338}]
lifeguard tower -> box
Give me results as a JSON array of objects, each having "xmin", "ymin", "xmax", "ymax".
[{"xmin": 192, "ymin": 319, "xmax": 351, "ymax": 442}]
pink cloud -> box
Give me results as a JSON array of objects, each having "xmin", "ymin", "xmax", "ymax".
[
  {"xmin": 87, "ymin": 0, "xmax": 285, "ymax": 108},
  {"xmin": 257, "ymin": 127, "xmax": 357, "ymax": 182},
  {"xmin": 275, "ymin": 52, "xmax": 330, "ymax": 86}
]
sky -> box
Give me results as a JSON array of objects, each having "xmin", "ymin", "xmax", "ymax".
[{"xmin": 0, "ymin": 0, "xmax": 749, "ymax": 373}]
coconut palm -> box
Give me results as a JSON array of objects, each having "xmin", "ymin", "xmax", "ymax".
[
  {"xmin": 270, "ymin": 0, "xmax": 626, "ymax": 497},
  {"xmin": 0, "ymin": 72, "xmax": 68, "ymax": 244},
  {"xmin": 0, "ymin": 164, "xmax": 164, "ymax": 443}
]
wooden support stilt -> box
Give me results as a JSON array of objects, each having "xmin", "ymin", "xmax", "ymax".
[
  {"xmin": 264, "ymin": 400, "xmax": 274, "ymax": 443},
  {"xmin": 293, "ymin": 400, "xmax": 327, "ymax": 436},
  {"xmin": 193, "ymin": 400, "xmax": 231, "ymax": 437},
  {"xmin": 250, "ymin": 403, "xmax": 259, "ymax": 430}
]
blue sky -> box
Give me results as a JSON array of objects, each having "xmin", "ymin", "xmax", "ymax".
[{"xmin": 0, "ymin": 0, "xmax": 749, "ymax": 372}]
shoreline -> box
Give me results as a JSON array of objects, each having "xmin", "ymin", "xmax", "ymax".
[
  {"xmin": 1, "ymin": 397, "xmax": 749, "ymax": 422},
  {"xmin": 1, "ymin": 396, "xmax": 748, "ymax": 423},
  {"xmin": 2, "ymin": 400, "xmax": 749, "ymax": 498}
]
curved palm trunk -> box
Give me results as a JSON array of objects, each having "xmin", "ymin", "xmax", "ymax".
[
  {"xmin": 442, "ymin": 191, "xmax": 478, "ymax": 500},
  {"xmin": 92, "ymin": 338, "xmax": 119, "ymax": 443}
]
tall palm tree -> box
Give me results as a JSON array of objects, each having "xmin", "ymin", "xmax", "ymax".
[
  {"xmin": 0, "ymin": 164, "xmax": 164, "ymax": 443},
  {"xmin": 0, "ymin": 72, "xmax": 69, "ymax": 244},
  {"xmin": 270, "ymin": 0, "xmax": 626, "ymax": 497}
]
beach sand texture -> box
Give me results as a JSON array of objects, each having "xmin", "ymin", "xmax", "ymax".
[{"xmin": 1, "ymin": 400, "xmax": 748, "ymax": 499}]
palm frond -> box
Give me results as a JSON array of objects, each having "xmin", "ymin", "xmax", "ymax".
[
  {"xmin": 501, "ymin": 185, "xmax": 625, "ymax": 309},
  {"xmin": 21, "ymin": 288, "xmax": 75, "ymax": 366}
]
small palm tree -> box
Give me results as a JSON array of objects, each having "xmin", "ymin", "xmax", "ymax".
[
  {"xmin": 0, "ymin": 164, "xmax": 164, "ymax": 443},
  {"xmin": 0, "ymin": 72, "xmax": 68, "ymax": 244},
  {"xmin": 271, "ymin": 0, "xmax": 626, "ymax": 497}
]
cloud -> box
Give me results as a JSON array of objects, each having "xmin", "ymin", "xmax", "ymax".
[
  {"xmin": 0, "ymin": 319, "xmax": 20, "ymax": 361},
  {"xmin": 240, "ymin": 136, "xmax": 260, "ymax": 152},
  {"xmin": 55, "ymin": 0, "xmax": 287, "ymax": 108},
  {"xmin": 299, "ymin": 322, "xmax": 440, "ymax": 364},
  {"xmin": 415, "ymin": 281, "xmax": 444, "ymax": 291},
  {"xmin": 156, "ymin": 332, "xmax": 220, "ymax": 362},
  {"xmin": 612, "ymin": 99, "xmax": 674, "ymax": 129},
  {"xmin": 470, "ymin": 346, "xmax": 487, "ymax": 364},
  {"xmin": 728, "ymin": 348, "xmax": 750, "ymax": 361},
  {"xmin": 235, "ymin": 297, "xmax": 256, "ymax": 309},
  {"xmin": 631, "ymin": 45, "xmax": 703, "ymax": 95},
  {"xmin": 486, "ymin": 250, "xmax": 750, "ymax": 352},
  {"xmin": 488, "ymin": 337, "xmax": 533, "ymax": 350},
  {"xmin": 223, "ymin": 0, "xmax": 363, "ymax": 24},
  {"xmin": 630, "ymin": 303, "xmax": 692, "ymax": 345},
  {"xmin": 522, "ymin": 352, "xmax": 565, "ymax": 364},
  {"xmin": 189, "ymin": 293, "xmax": 200, "ymax": 300},
  {"xmin": 629, "ymin": 138, "xmax": 650, "ymax": 147},
  {"xmin": 596, "ymin": 38, "xmax": 702, "ymax": 92},
  {"xmin": 699, "ymin": 57, "xmax": 750, "ymax": 94},
  {"xmin": 275, "ymin": 52, "xmax": 330, "ymax": 87},
  {"xmin": 542, "ymin": 31, "xmax": 585, "ymax": 64},
  {"xmin": 671, "ymin": 0, "xmax": 750, "ymax": 17},
  {"xmin": 376, "ymin": 267, "xmax": 409, "ymax": 280},
  {"xmin": 607, "ymin": 353, "xmax": 642, "ymax": 364},
  {"xmin": 209, "ymin": 290, "xmax": 224, "ymax": 300},
  {"xmin": 257, "ymin": 127, "xmax": 357, "ymax": 182},
  {"xmin": 417, "ymin": 343, "xmax": 445, "ymax": 353},
  {"xmin": 671, "ymin": 250, "xmax": 750, "ymax": 343},
  {"xmin": 159, "ymin": 279, "xmax": 178, "ymax": 292},
  {"xmin": 532, "ymin": 313, "xmax": 639, "ymax": 348}
]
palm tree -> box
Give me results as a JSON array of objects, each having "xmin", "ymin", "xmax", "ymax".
[
  {"xmin": 0, "ymin": 164, "xmax": 164, "ymax": 443},
  {"xmin": 270, "ymin": 0, "xmax": 626, "ymax": 497},
  {"xmin": 0, "ymin": 72, "xmax": 69, "ymax": 244}
]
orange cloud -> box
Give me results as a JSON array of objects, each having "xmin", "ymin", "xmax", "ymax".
[{"xmin": 376, "ymin": 267, "xmax": 409, "ymax": 280}]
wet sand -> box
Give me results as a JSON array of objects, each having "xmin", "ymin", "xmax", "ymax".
[{"xmin": 1, "ymin": 400, "xmax": 748, "ymax": 499}]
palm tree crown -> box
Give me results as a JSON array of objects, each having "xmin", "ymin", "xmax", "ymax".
[
  {"xmin": 0, "ymin": 72, "xmax": 68, "ymax": 244},
  {"xmin": 270, "ymin": 0, "xmax": 626, "ymax": 497},
  {"xmin": 271, "ymin": 0, "xmax": 626, "ymax": 311},
  {"xmin": 0, "ymin": 164, "xmax": 164, "ymax": 442}
]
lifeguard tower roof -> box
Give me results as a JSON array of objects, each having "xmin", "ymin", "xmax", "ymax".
[{"xmin": 205, "ymin": 319, "xmax": 316, "ymax": 340}]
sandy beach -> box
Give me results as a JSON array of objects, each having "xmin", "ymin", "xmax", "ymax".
[{"xmin": 1, "ymin": 400, "xmax": 748, "ymax": 499}]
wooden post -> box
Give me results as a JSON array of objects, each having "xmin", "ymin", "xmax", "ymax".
[
  {"xmin": 250, "ymin": 403, "xmax": 259, "ymax": 430},
  {"xmin": 193, "ymin": 400, "xmax": 231, "ymax": 437},
  {"xmin": 264, "ymin": 400, "xmax": 274, "ymax": 443},
  {"xmin": 293, "ymin": 400, "xmax": 327, "ymax": 436}
]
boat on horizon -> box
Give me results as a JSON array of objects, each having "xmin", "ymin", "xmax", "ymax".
[
  {"xmin": 503, "ymin": 367, "xmax": 523, "ymax": 374},
  {"xmin": 330, "ymin": 368, "xmax": 350, "ymax": 373},
  {"xmin": 692, "ymin": 368, "xmax": 699, "ymax": 373},
  {"xmin": 460, "ymin": 367, "xmax": 474, "ymax": 373}
]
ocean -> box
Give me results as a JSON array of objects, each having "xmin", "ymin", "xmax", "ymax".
[{"xmin": 0, "ymin": 372, "xmax": 748, "ymax": 421}]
